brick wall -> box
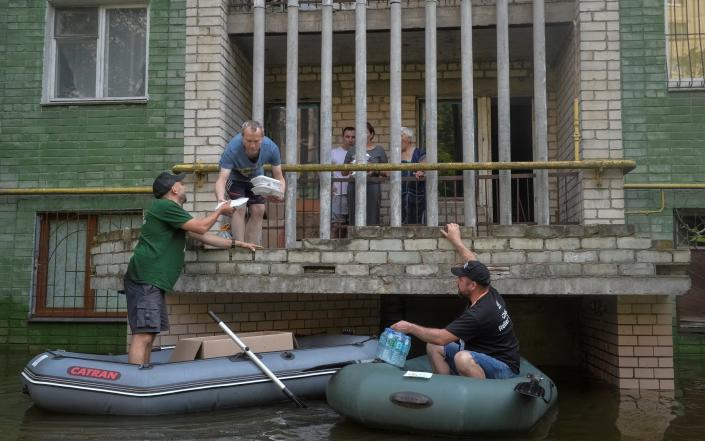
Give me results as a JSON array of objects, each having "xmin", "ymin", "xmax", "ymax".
[
  {"xmin": 577, "ymin": 0, "xmax": 625, "ymax": 225},
  {"xmin": 581, "ymin": 295, "xmax": 675, "ymax": 389},
  {"xmin": 0, "ymin": 1, "xmax": 186, "ymax": 353},
  {"xmin": 620, "ymin": 0, "xmax": 705, "ymax": 239},
  {"xmin": 148, "ymin": 293, "xmax": 380, "ymax": 347}
]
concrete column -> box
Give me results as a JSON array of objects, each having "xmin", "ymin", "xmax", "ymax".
[
  {"xmin": 354, "ymin": 0, "xmax": 368, "ymax": 227},
  {"xmin": 497, "ymin": 0, "xmax": 512, "ymax": 225},
  {"xmin": 425, "ymin": 0, "xmax": 438, "ymax": 226},
  {"xmin": 252, "ymin": 0, "xmax": 265, "ymax": 123},
  {"xmin": 461, "ymin": 0, "xmax": 476, "ymax": 230},
  {"xmin": 319, "ymin": 0, "xmax": 333, "ymax": 238},
  {"xmin": 389, "ymin": 0, "xmax": 402, "ymax": 227},
  {"xmin": 284, "ymin": 0, "xmax": 299, "ymax": 247},
  {"xmin": 533, "ymin": 0, "xmax": 549, "ymax": 225}
]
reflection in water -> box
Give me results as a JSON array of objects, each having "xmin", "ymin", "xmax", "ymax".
[
  {"xmin": 616, "ymin": 390, "xmax": 675, "ymax": 441},
  {"xmin": 2, "ymin": 355, "xmax": 705, "ymax": 441}
]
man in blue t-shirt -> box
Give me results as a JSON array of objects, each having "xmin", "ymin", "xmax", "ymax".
[{"xmin": 215, "ymin": 120, "xmax": 286, "ymax": 244}]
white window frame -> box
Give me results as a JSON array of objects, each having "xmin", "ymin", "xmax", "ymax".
[
  {"xmin": 41, "ymin": 2, "xmax": 150, "ymax": 104},
  {"xmin": 664, "ymin": 0, "xmax": 705, "ymax": 90}
]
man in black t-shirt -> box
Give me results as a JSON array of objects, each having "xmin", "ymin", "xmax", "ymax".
[{"xmin": 391, "ymin": 223, "xmax": 520, "ymax": 379}]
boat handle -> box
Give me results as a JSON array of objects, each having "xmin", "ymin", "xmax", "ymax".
[{"xmin": 389, "ymin": 391, "xmax": 434, "ymax": 408}]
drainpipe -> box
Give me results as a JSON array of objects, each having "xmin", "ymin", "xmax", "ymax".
[
  {"xmin": 497, "ymin": 0, "xmax": 512, "ymax": 225},
  {"xmin": 533, "ymin": 0, "xmax": 549, "ymax": 225},
  {"xmin": 461, "ymin": 0, "xmax": 476, "ymax": 230},
  {"xmin": 425, "ymin": 0, "xmax": 438, "ymax": 226},
  {"xmin": 354, "ymin": 0, "xmax": 368, "ymax": 227},
  {"xmin": 285, "ymin": 0, "xmax": 299, "ymax": 247},
  {"xmin": 319, "ymin": 0, "xmax": 333, "ymax": 238},
  {"xmin": 252, "ymin": 0, "xmax": 266, "ymax": 123},
  {"xmin": 389, "ymin": 0, "xmax": 402, "ymax": 227}
]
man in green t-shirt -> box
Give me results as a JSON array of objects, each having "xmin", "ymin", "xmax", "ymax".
[{"xmin": 125, "ymin": 171, "xmax": 260, "ymax": 365}]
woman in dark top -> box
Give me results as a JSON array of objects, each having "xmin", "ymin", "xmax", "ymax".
[
  {"xmin": 343, "ymin": 122, "xmax": 388, "ymax": 225},
  {"xmin": 400, "ymin": 127, "xmax": 426, "ymax": 225}
]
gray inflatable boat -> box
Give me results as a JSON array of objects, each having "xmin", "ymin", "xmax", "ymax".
[{"xmin": 21, "ymin": 334, "xmax": 377, "ymax": 415}]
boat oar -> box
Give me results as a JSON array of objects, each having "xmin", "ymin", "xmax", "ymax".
[{"xmin": 207, "ymin": 310, "xmax": 306, "ymax": 408}]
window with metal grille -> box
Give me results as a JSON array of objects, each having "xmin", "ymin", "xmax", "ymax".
[
  {"xmin": 675, "ymin": 209, "xmax": 705, "ymax": 248},
  {"xmin": 33, "ymin": 211, "xmax": 141, "ymax": 318},
  {"xmin": 666, "ymin": 0, "xmax": 705, "ymax": 88}
]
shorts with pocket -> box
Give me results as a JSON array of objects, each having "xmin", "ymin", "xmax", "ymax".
[{"xmin": 123, "ymin": 277, "xmax": 169, "ymax": 334}]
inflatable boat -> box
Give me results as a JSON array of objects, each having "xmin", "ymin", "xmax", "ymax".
[
  {"xmin": 326, "ymin": 355, "xmax": 557, "ymax": 435},
  {"xmin": 21, "ymin": 334, "xmax": 377, "ymax": 415}
]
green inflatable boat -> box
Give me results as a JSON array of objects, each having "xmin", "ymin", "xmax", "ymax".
[{"xmin": 326, "ymin": 356, "xmax": 557, "ymax": 435}]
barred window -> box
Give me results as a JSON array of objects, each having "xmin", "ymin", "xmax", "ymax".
[
  {"xmin": 666, "ymin": 0, "xmax": 705, "ymax": 88},
  {"xmin": 675, "ymin": 209, "xmax": 705, "ymax": 248},
  {"xmin": 33, "ymin": 212, "xmax": 141, "ymax": 319}
]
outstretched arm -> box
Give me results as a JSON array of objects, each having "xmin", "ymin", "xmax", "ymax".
[
  {"xmin": 187, "ymin": 232, "xmax": 261, "ymax": 251},
  {"xmin": 181, "ymin": 205, "xmax": 233, "ymax": 235},
  {"xmin": 215, "ymin": 168, "xmax": 231, "ymax": 203},
  {"xmin": 440, "ymin": 222, "xmax": 477, "ymax": 262},
  {"xmin": 391, "ymin": 320, "xmax": 458, "ymax": 346}
]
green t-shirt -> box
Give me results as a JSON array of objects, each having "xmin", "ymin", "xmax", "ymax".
[{"xmin": 126, "ymin": 198, "xmax": 193, "ymax": 292}]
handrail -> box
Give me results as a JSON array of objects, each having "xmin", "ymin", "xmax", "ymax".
[
  {"xmin": 172, "ymin": 159, "xmax": 636, "ymax": 174},
  {"xmin": 0, "ymin": 160, "xmax": 636, "ymax": 195},
  {"xmin": 624, "ymin": 183, "xmax": 705, "ymax": 190}
]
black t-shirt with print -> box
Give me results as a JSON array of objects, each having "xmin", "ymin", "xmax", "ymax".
[{"xmin": 445, "ymin": 286, "xmax": 520, "ymax": 374}]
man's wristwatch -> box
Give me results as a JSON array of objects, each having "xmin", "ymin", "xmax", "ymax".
[{"xmin": 231, "ymin": 239, "xmax": 238, "ymax": 248}]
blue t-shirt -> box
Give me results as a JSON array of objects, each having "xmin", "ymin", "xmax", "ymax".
[{"xmin": 219, "ymin": 133, "xmax": 282, "ymax": 182}]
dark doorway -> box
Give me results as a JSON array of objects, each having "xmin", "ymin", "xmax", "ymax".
[{"xmin": 491, "ymin": 97, "xmax": 534, "ymax": 223}]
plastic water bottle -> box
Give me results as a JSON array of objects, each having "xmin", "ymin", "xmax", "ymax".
[
  {"xmin": 391, "ymin": 332, "xmax": 406, "ymax": 367},
  {"xmin": 401, "ymin": 334, "xmax": 412, "ymax": 363},
  {"xmin": 382, "ymin": 330, "xmax": 397, "ymax": 364},
  {"xmin": 376, "ymin": 328, "xmax": 390, "ymax": 360}
]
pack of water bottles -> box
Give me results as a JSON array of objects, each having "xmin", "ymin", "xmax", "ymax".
[{"xmin": 376, "ymin": 328, "xmax": 412, "ymax": 368}]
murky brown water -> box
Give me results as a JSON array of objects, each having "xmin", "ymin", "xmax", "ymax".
[{"xmin": 2, "ymin": 354, "xmax": 704, "ymax": 441}]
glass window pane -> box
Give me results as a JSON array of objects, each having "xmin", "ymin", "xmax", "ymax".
[
  {"xmin": 104, "ymin": 8, "xmax": 147, "ymax": 97},
  {"xmin": 46, "ymin": 218, "xmax": 87, "ymax": 309},
  {"xmin": 55, "ymin": 8, "xmax": 98, "ymax": 37},
  {"xmin": 56, "ymin": 39, "xmax": 97, "ymax": 98}
]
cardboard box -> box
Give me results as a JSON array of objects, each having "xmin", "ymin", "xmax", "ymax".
[{"xmin": 169, "ymin": 331, "xmax": 295, "ymax": 362}]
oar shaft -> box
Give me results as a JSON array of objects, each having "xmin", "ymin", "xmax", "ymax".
[
  {"xmin": 214, "ymin": 320, "xmax": 288, "ymax": 391},
  {"xmin": 208, "ymin": 310, "xmax": 306, "ymax": 408}
]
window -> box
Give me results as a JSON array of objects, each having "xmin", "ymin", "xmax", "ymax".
[
  {"xmin": 675, "ymin": 208, "xmax": 705, "ymax": 248},
  {"xmin": 666, "ymin": 0, "xmax": 705, "ymax": 88},
  {"xmin": 43, "ymin": 5, "xmax": 149, "ymax": 103},
  {"xmin": 33, "ymin": 212, "xmax": 141, "ymax": 318}
]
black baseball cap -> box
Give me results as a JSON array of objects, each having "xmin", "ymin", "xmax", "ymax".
[
  {"xmin": 451, "ymin": 261, "xmax": 491, "ymax": 285},
  {"xmin": 152, "ymin": 171, "xmax": 186, "ymax": 198}
]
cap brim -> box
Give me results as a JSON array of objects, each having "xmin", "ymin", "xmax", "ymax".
[
  {"xmin": 450, "ymin": 267, "xmax": 465, "ymax": 277},
  {"xmin": 174, "ymin": 173, "xmax": 186, "ymax": 181}
]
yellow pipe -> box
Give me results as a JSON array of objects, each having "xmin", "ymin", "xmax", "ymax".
[
  {"xmin": 172, "ymin": 159, "xmax": 636, "ymax": 174},
  {"xmin": 0, "ymin": 187, "xmax": 152, "ymax": 196},
  {"xmin": 573, "ymin": 98, "xmax": 581, "ymax": 161},
  {"xmin": 624, "ymin": 190, "xmax": 666, "ymax": 215},
  {"xmin": 624, "ymin": 183, "xmax": 705, "ymax": 190}
]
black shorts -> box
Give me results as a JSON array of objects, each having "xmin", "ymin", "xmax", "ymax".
[
  {"xmin": 227, "ymin": 179, "xmax": 266, "ymax": 205},
  {"xmin": 123, "ymin": 277, "xmax": 169, "ymax": 334}
]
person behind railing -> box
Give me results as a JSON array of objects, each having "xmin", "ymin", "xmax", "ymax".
[
  {"xmin": 400, "ymin": 127, "xmax": 426, "ymax": 225},
  {"xmin": 391, "ymin": 223, "xmax": 520, "ymax": 379},
  {"xmin": 215, "ymin": 120, "xmax": 286, "ymax": 245},
  {"xmin": 331, "ymin": 126, "xmax": 355, "ymax": 238},
  {"xmin": 125, "ymin": 172, "xmax": 260, "ymax": 365},
  {"xmin": 342, "ymin": 122, "xmax": 389, "ymax": 226}
]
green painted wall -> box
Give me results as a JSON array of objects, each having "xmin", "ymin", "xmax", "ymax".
[
  {"xmin": 0, "ymin": 1, "xmax": 185, "ymax": 353},
  {"xmin": 620, "ymin": 0, "xmax": 705, "ymax": 240}
]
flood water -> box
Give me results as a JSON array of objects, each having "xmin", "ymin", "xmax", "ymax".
[{"xmin": 2, "ymin": 353, "xmax": 705, "ymax": 441}]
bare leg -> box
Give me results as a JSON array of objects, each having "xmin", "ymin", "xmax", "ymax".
[
  {"xmin": 128, "ymin": 333, "xmax": 156, "ymax": 365},
  {"xmin": 231, "ymin": 207, "xmax": 247, "ymax": 242},
  {"xmin": 245, "ymin": 203, "xmax": 265, "ymax": 244},
  {"xmin": 426, "ymin": 343, "xmax": 451, "ymax": 375},
  {"xmin": 454, "ymin": 351, "xmax": 486, "ymax": 378}
]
